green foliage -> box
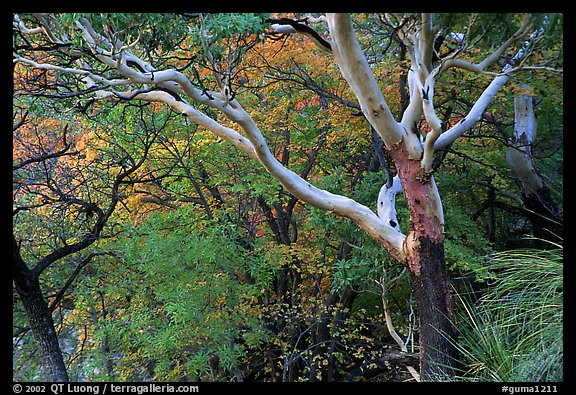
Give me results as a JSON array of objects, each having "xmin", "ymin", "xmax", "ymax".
[
  {"xmin": 443, "ymin": 201, "xmax": 493, "ymax": 278},
  {"xmin": 188, "ymin": 13, "xmax": 269, "ymax": 72},
  {"xmin": 200, "ymin": 13, "xmax": 269, "ymax": 40},
  {"xmin": 82, "ymin": 208, "xmax": 267, "ymax": 381}
]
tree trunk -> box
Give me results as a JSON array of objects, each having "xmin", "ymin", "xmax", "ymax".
[
  {"xmin": 13, "ymin": 238, "xmax": 69, "ymax": 382},
  {"xmin": 506, "ymin": 93, "xmax": 562, "ymax": 247},
  {"xmin": 389, "ymin": 141, "xmax": 458, "ymax": 380},
  {"xmin": 408, "ymin": 237, "xmax": 457, "ymax": 380},
  {"xmin": 522, "ymin": 185, "xmax": 562, "ymax": 245}
]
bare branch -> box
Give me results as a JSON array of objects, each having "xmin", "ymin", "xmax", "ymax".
[
  {"xmin": 48, "ymin": 250, "xmax": 117, "ymax": 313},
  {"xmin": 13, "ymin": 125, "xmax": 77, "ymax": 171}
]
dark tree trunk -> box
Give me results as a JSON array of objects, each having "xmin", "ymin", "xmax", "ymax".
[
  {"xmin": 13, "ymin": 238, "xmax": 69, "ymax": 382},
  {"xmin": 409, "ymin": 237, "xmax": 457, "ymax": 380},
  {"xmin": 522, "ymin": 185, "xmax": 563, "ymax": 247}
]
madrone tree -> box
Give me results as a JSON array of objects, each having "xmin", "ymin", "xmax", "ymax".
[{"xmin": 13, "ymin": 13, "xmax": 562, "ymax": 380}]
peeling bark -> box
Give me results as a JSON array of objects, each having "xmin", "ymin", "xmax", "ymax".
[
  {"xmin": 385, "ymin": 138, "xmax": 456, "ymax": 379},
  {"xmin": 389, "ymin": 139, "xmax": 444, "ymax": 244}
]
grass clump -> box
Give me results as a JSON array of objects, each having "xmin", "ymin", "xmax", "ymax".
[{"xmin": 453, "ymin": 241, "xmax": 563, "ymax": 381}]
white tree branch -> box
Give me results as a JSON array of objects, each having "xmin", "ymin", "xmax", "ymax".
[
  {"xmin": 326, "ymin": 13, "xmax": 404, "ymax": 149},
  {"xmin": 113, "ymin": 85, "xmax": 407, "ymax": 261},
  {"xmin": 433, "ymin": 74, "xmax": 510, "ymax": 151},
  {"xmin": 377, "ymin": 175, "xmax": 403, "ymax": 232},
  {"xmin": 418, "ymin": 72, "xmax": 443, "ymax": 171},
  {"xmin": 14, "ymin": 14, "xmax": 46, "ymax": 36},
  {"xmin": 416, "ymin": 13, "xmax": 435, "ymax": 73},
  {"xmin": 434, "ymin": 17, "xmax": 544, "ymax": 152},
  {"xmin": 400, "ymin": 66, "xmax": 423, "ymax": 132},
  {"xmin": 400, "ymin": 14, "xmax": 437, "ymax": 156},
  {"xmin": 437, "ymin": 15, "xmax": 532, "ymax": 76},
  {"xmin": 13, "ymin": 54, "xmax": 133, "ymax": 88},
  {"xmin": 414, "ymin": 15, "xmax": 532, "ymax": 169},
  {"xmin": 270, "ymin": 24, "xmax": 297, "ymax": 34}
]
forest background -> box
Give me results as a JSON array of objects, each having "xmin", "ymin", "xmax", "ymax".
[{"xmin": 13, "ymin": 12, "xmax": 563, "ymax": 383}]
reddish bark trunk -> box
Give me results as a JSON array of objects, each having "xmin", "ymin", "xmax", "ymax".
[{"xmin": 388, "ymin": 139, "xmax": 458, "ymax": 380}]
